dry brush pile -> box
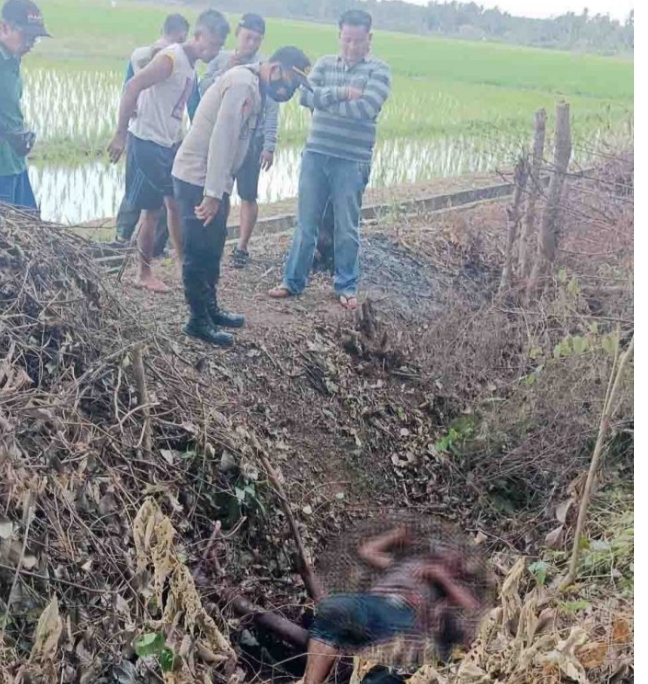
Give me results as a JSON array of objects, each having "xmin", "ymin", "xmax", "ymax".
[
  {"xmin": 0, "ymin": 144, "xmax": 634, "ymax": 683},
  {"xmin": 0, "ymin": 207, "xmax": 301, "ymax": 682}
]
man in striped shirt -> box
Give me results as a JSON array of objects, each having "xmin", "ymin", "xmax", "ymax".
[{"xmin": 268, "ymin": 9, "xmax": 391, "ymax": 310}]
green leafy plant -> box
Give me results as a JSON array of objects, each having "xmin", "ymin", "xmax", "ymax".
[
  {"xmin": 434, "ymin": 416, "xmax": 475, "ymax": 455},
  {"xmin": 528, "ymin": 560, "xmax": 550, "ymax": 586},
  {"xmin": 134, "ymin": 632, "xmax": 175, "ymax": 673}
]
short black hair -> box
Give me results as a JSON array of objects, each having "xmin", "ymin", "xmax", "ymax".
[
  {"xmin": 239, "ymin": 12, "xmax": 265, "ymax": 35},
  {"xmin": 162, "ymin": 13, "xmax": 189, "ymax": 37},
  {"xmin": 338, "ymin": 9, "xmax": 372, "ymax": 31},
  {"xmin": 196, "ymin": 8, "xmax": 230, "ymax": 40}
]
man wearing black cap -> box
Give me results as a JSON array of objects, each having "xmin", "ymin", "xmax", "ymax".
[
  {"xmin": 171, "ymin": 46, "xmax": 311, "ymax": 347},
  {"xmin": 198, "ymin": 12, "xmax": 280, "ymax": 270},
  {"xmin": 0, "ymin": 0, "xmax": 50, "ymax": 212}
]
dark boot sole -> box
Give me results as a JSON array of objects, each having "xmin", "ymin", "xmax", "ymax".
[{"xmin": 183, "ymin": 324, "xmax": 234, "ymax": 348}]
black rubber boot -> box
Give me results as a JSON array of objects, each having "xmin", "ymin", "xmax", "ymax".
[
  {"xmin": 204, "ymin": 281, "xmax": 246, "ymax": 329},
  {"xmin": 183, "ymin": 281, "xmax": 234, "ymax": 347},
  {"xmin": 183, "ymin": 312, "xmax": 234, "ymax": 347},
  {"xmin": 206, "ymin": 299, "xmax": 245, "ymax": 329}
]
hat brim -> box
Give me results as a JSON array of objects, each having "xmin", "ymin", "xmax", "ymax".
[
  {"xmin": 291, "ymin": 68, "xmax": 313, "ymax": 92},
  {"xmin": 22, "ymin": 24, "xmax": 51, "ymax": 38}
]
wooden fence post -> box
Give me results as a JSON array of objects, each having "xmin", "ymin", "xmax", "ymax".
[
  {"xmin": 527, "ymin": 102, "xmax": 571, "ymax": 300},
  {"xmin": 518, "ymin": 108, "xmax": 547, "ymax": 279},
  {"xmin": 499, "ymin": 155, "xmax": 529, "ymax": 293}
]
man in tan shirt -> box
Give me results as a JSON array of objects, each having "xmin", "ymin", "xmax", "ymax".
[{"xmin": 172, "ymin": 46, "xmax": 311, "ymax": 347}]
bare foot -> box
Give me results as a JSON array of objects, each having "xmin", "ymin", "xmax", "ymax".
[{"xmin": 134, "ymin": 275, "xmax": 170, "ymax": 293}]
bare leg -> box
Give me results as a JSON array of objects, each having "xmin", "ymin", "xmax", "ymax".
[
  {"xmin": 302, "ymin": 639, "xmax": 339, "ymax": 684},
  {"xmin": 165, "ymin": 196, "xmax": 184, "ymax": 265},
  {"xmin": 135, "ymin": 208, "xmax": 169, "ymax": 292},
  {"xmin": 237, "ymin": 199, "xmax": 258, "ymax": 252}
]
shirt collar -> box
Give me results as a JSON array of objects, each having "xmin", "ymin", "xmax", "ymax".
[{"xmin": 337, "ymin": 54, "xmax": 368, "ymax": 68}]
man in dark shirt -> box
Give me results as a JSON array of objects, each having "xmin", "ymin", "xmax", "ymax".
[{"xmin": 0, "ymin": 0, "xmax": 50, "ymax": 212}]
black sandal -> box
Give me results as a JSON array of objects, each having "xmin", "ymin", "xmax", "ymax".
[{"xmin": 230, "ymin": 248, "xmax": 250, "ymax": 269}]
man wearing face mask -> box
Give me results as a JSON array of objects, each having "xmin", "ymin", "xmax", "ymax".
[
  {"xmin": 107, "ymin": 9, "xmax": 230, "ymax": 293},
  {"xmin": 0, "ymin": 0, "xmax": 50, "ymax": 213},
  {"xmin": 171, "ymin": 46, "xmax": 311, "ymax": 347},
  {"xmin": 268, "ymin": 10, "xmax": 391, "ymax": 311},
  {"xmin": 197, "ymin": 13, "xmax": 280, "ymax": 271}
]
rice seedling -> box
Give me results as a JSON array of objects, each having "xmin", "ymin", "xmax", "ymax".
[{"xmin": 20, "ymin": 0, "xmax": 632, "ymax": 223}]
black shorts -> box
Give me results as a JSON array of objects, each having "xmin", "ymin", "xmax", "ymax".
[
  {"xmin": 125, "ymin": 133, "xmax": 176, "ymax": 211},
  {"xmin": 235, "ymin": 136, "xmax": 263, "ymax": 203}
]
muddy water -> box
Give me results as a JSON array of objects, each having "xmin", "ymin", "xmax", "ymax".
[{"xmin": 30, "ymin": 137, "xmax": 504, "ymax": 224}]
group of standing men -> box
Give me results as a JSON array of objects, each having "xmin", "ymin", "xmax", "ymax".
[{"xmin": 0, "ymin": 0, "xmax": 392, "ymax": 348}]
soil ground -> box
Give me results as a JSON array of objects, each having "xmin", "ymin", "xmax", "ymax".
[{"xmin": 112, "ymin": 197, "xmax": 506, "ymax": 522}]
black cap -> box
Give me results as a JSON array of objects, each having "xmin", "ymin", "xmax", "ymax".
[
  {"xmin": 270, "ymin": 45, "xmax": 312, "ymax": 91},
  {"xmin": 238, "ymin": 12, "xmax": 265, "ymax": 35},
  {"xmin": 2, "ymin": 0, "xmax": 50, "ymax": 37}
]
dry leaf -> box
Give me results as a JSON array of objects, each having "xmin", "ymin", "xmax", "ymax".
[
  {"xmin": 0, "ymin": 517, "xmax": 13, "ymax": 539},
  {"xmin": 576, "ymin": 642, "xmax": 608, "ymax": 670},
  {"xmin": 537, "ymin": 626, "xmax": 590, "ymax": 684},
  {"xmin": 408, "ymin": 664, "xmax": 448, "ymax": 684},
  {"xmin": 456, "ymin": 659, "xmax": 491, "ymax": 682},
  {"xmin": 611, "ymin": 617, "xmax": 631, "ymax": 644},
  {"xmin": 29, "ymin": 595, "xmax": 63, "ymax": 663},
  {"xmin": 22, "ymin": 554, "xmax": 38, "ymax": 569},
  {"xmin": 556, "ymin": 499, "xmax": 573, "ymax": 524},
  {"xmin": 545, "ymin": 525, "xmax": 564, "ymax": 550}
]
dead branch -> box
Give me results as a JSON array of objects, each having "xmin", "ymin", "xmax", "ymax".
[
  {"xmin": 131, "ymin": 343, "xmax": 152, "ymax": 460},
  {"xmin": 258, "ymin": 453, "xmax": 323, "ymax": 601},
  {"xmin": 561, "ymin": 335, "xmax": 634, "ymax": 590}
]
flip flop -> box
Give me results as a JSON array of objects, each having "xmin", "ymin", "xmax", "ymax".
[
  {"xmin": 338, "ymin": 294, "xmax": 358, "ymax": 311},
  {"xmin": 268, "ymin": 285, "xmax": 293, "ymax": 299}
]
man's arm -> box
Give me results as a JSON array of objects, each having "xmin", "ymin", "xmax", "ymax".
[
  {"xmin": 415, "ymin": 563, "xmax": 479, "ymax": 611},
  {"xmin": 299, "ymin": 57, "xmax": 349, "ymax": 111},
  {"xmin": 108, "ymin": 52, "xmax": 174, "ymax": 162},
  {"xmin": 357, "ymin": 526, "xmax": 409, "ymax": 570},
  {"xmin": 204, "ymin": 82, "xmax": 255, "ymax": 202},
  {"xmin": 262, "ymin": 97, "xmax": 279, "ymax": 153},
  {"xmin": 320, "ymin": 63, "xmax": 392, "ymax": 121}
]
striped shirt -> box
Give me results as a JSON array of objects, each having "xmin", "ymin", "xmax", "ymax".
[
  {"xmin": 199, "ymin": 49, "xmax": 279, "ymax": 153},
  {"xmin": 300, "ymin": 54, "xmax": 391, "ymax": 163}
]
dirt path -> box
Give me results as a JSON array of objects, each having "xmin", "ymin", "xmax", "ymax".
[{"xmin": 113, "ymin": 201, "xmax": 504, "ymax": 517}]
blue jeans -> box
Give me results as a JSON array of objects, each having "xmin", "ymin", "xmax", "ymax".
[
  {"xmin": 0, "ymin": 171, "xmax": 38, "ymax": 213},
  {"xmin": 310, "ymin": 593, "xmax": 416, "ymax": 649},
  {"xmin": 283, "ymin": 151, "xmax": 370, "ymax": 297}
]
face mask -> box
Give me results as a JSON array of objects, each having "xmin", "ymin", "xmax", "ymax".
[{"xmin": 267, "ymin": 78, "xmax": 296, "ymax": 103}]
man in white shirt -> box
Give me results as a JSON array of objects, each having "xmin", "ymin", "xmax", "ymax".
[{"xmin": 107, "ymin": 9, "xmax": 230, "ymax": 293}]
